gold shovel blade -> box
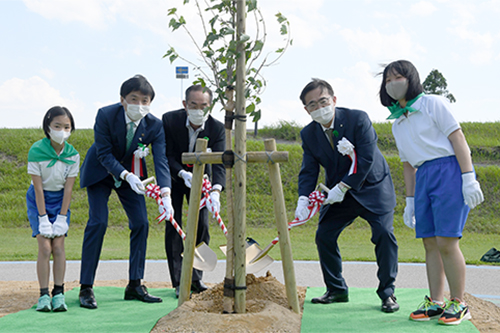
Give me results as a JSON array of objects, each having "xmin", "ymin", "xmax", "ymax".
[
  {"xmin": 219, "ymin": 243, "xmax": 274, "ymax": 274},
  {"xmin": 183, "ymin": 242, "xmax": 217, "ymax": 272}
]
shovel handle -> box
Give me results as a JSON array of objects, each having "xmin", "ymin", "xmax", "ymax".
[
  {"xmin": 169, "ymin": 215, "xmax": 187, "ymax": 241},
  {"xmin": 141, "ymin": 177, "xmax": 156, "ymax": 186},
  {"xmin": 318, "ymin": 183, "xmax": 330, "ymax": 193}
]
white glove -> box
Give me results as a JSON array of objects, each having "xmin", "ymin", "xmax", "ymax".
[
  {"xmin": 295, "ymin": 196, "xmax": 310, "ymax": 221},
  {"xmin": 403, "ymin": 197, "xmax": 416, "ymax": 229},
  {"xmin": 462, "ymin": 172, "xmax": 484, "ymax": 209},
  {"xmin": 324, "ymin": 184, "xmax": 347, "ymax": 205},
  {"xmin": 160, "ymin": 195, "xmax": 174, "ymax": 219},
  {"xmin": 179, "ymin": 170, "xmax": 193, "ymax": 188},
  {"xmin": 38, "ymin": 215, "xmax": 53, "ymax": 238},
  {"xmin": 53, "ymin": 214, "xmax": 69, "ymax": 237},
  {"xmin": 125, "ymin": 173, "xmax": 145, "ymax": 195},
  {"xmin": 208, "ymin": 191, "xmax": 221, "ymax": 217}
]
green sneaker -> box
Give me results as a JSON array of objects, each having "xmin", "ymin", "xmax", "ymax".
[
  {"xmin": 51, "ymin": 293, "xmax": 68, "ymax": 312},
  {"xmin": 36, "ymin": 294, "xmax": 52, "ymax": 312},
  {"xmin": 438, "ymin": 298, "xmax": 472, "ymax": 325},
  {"xmin": 409, "ymin": 295, "xmax": 445, "ymax": 321}
]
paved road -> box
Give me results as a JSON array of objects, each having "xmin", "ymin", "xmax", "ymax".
[{"xmin": 1, "ymin": 260, "xmax": 499, "ymax": 306}]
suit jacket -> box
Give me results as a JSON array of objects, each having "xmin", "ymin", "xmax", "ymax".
[
  {"xmin": 80, "ymin": 103, "xmax": 171, "ymax": 189},
  {"xmin": 298, "ymin": 107, "xmax": 396, "ymax": 215},
  {"xmin": 162, "ymin": 109, "xmax": 226, "ymax": 189}
]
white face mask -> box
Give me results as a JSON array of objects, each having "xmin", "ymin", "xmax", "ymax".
[
  {"xmin": 125, "ymin": 101, "xmax": 150, "ymax": 121},
  {"xmin": 310, "ymin": 104, "xmax": 334, "ymax": 125},
  {"xmin": 49, "ymin": 127, "xmax": 71, "ymax": 145},
  {"xmin": 386, "ymin": 79, "xmax": 408, "ymax": 101},
  {"xmin": 187, "ymin": 109, "xmax": 209, "ymax": 126}
]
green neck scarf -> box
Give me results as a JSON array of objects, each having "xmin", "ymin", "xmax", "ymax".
[
  {"xmin": 28, "ymin": 137, "xmax": 78, "ymax": 168},
  {"xmin": 386, "ymin": 92, "xmax": 425, "ymax": 120}
]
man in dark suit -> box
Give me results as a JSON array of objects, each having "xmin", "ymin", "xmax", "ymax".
[
  {"xmin": 79, "ymin": 75, "xmax": 174, "ymax": 309},
  {"xmin": 295, "ymin": 79, "xmax": 399, "ymax": 312},
  {"xmin": 162, "ymin": 85, "xmax": 225, "ymax": 297}
]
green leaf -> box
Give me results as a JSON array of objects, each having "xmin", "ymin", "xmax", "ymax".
[
  {"xmin": 280, "ymin": 24, "xmax": 287, "ymax": 35},
  {"xmin": 167, "ymin": 8, "xmax": 177, "ymax": 16},
  {"xmin": 276, "ymin": 48, "xmax": 284, "ymax": 53},
  {"xmin": 246, "ymin": 102, "xmax": 256, "ymax": 114},
  {"xmin": 276, "ymin": 12, "xmax": 287, "ymax": 24},
  {"xmin": 246, "ymin": 0, "xmax": 257, "ymax": 11},
  {"xmin": 239, "ymin": 34, "xmax": 251, "ymax": 42},
  {"xmin": 253, "ymin": 40, "xmax": 264, "ymax": 52}
]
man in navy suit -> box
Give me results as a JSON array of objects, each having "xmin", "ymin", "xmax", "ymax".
[
  {"xmin": 79, "ymin": 75, "xmax": 174, "ymax": 309},
  {"xmin": 295, "ymin": 79, "xmax": 399, "ymax": 312},
  {"xmin": 162, "ymin": 85, "xmax": 225, "ymax": 297}
]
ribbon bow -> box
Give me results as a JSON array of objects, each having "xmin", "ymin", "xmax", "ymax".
[{"xmin": 337, "ymin": 137, "xmax": 357, "ymax": 175}]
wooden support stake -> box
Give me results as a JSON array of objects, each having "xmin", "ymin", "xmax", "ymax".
[
  {"xmin": 178, "ymin": 138, "xmax": 208, "ymax": 306},
  {"xmin": 264, "ymin": 139, "xmax": 300, "ymax": 314}
]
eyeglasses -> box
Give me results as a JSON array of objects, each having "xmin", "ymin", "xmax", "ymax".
[{"xmin": 305, "ymin": 96, "xmax": 332, "ymax": 111}]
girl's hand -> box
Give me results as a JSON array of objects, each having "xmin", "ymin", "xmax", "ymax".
[
  {"xmin": 53, "ymin": 214, "xmax": 68, "ymax": 237},
  {"xmin": 38, "ymin": 215, "xmax": 54, "ymax": 238}
]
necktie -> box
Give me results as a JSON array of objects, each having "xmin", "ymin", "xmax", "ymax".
[
  {"xmin": 126, "ymin": 122, "xmax": 135, "ymax": 151},
  {"xmin": 325, "ymin": 128, "xmax": 334, "ymax": 148}
]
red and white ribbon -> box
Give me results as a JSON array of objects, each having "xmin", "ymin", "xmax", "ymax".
[
  {"xmin": 337, "ymin": 137, "xmax": 357, "ymax": 175},
  {"xmin": 132, "ymin": 145, "xmax": 149, "ymax": 177},
  {"xmin": 200, "ymin": 177, "xmax": 228, "ymax": 236},
  {"xmin": 145, "ymin": 183, "xmax": 186, "ymax": 239},
  {"xmin": 268, "ymin": 190, "xmax": 325, "ymax": 246}
]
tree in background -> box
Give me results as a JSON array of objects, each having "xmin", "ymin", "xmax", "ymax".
[{"xmin": 423, "ymin": 69, "xmax": 456, "ymax": 103}]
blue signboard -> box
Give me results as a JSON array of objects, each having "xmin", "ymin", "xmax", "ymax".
[{"xmin": 176, "ymin": 66, "xmax": 189, "ymax": 79}]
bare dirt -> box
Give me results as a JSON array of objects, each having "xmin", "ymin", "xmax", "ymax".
[{"xmin": 1, "ymin": 272, "xmax": 499, "ymax": 333}]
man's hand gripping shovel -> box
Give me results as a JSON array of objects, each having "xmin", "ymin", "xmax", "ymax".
[
  {"xmin": 142, "ymin": 177, "xmax": 217, "ymax": 272},
  {"xmin": 247, "ymin": 184, "xmax": 327, "ymax": 270},
  {"xmin": 200, "ymin": 176, "xmax": 274, "ymax": 274}
]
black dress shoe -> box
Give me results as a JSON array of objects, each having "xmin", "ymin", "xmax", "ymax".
[
  {"xmin": 124, "ymin": 284, "xmax": 162, "ymax": 303},
  {"xmin": 382, "ymin": 294, "xmax": 400, "ymax": 313},
  {"xmin": 79, "ymin": 287, "xmax": 97, "ymax": 309},
  {"xmin": 175, "ymin": 286, "xmax": 179, "ymax": 298},
  {"xmin": 191, "ymin": 280, "xmax": 208, "ymax": 293},
  {"xmin": 311, "ymin": 290, "xmax": 349, "ymax": 304}
]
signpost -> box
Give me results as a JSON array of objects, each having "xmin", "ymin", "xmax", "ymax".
[{"xmin": 176, "ymin": 66, "xmax": 189, "ymax": 101}]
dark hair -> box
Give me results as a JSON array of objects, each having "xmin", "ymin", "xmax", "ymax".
[
  {"xmin": 379, "ymin": 60, "xmax": 423, "ymax": 107},
  {"xmin": 185, "ymin": 84, "xmax": 213, "ymax": 104},
  {"xmin": 299, "ymin": 78, "xmax": 334, "ymax": 105},
  {"xmin": 120, "ymin": 74, "xmax": 155, "ymax": 101},
  {"xmin": 42, "ymin": 106, "xmax": 75, "ymax": 139}
]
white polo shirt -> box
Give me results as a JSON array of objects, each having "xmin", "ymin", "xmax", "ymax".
[
  {"xmin": 28, "ymin": 147, "xmax": 80, "ymax": 191},
  {"xmin": 392, "ymin": 94, "xmax": 461, "ymax": 168}
]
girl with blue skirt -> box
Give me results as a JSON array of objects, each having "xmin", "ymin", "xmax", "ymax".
[{"xmin": 26, "ymin": 106, "xmax": 79, "ymax": 312}]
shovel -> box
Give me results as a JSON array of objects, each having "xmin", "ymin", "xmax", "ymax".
[
  {"xmin": 202, "ymin": 186, "xmax": 275, "ymax": 274},
  {"xmin": 219, "ymin": 239, "xmax": 274, "ymax": 274},
  {"xmin": 142, "ymin": 177, "xmax": 218, "ymax": 272},
  {"xmin": 247, "ymin": 184, "xmax": 329, "ymax": 268}
]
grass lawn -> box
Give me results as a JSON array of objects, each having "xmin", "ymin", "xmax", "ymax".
[{"xmin": 2, "ymin": 224, "xmax": 499, "ymax": 266}]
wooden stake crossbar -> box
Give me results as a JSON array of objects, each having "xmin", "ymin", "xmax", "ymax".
[{"xmin": 182, "ymin": 151, "xmax": 288, "ymax": 165}]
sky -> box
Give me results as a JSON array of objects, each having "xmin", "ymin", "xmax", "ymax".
[{"xmin": 1, "ymin": 0, "xmax": 499, "ymax": 129}]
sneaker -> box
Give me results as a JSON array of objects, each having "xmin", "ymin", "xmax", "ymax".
[
  {"xmin": 51, "ymin": 293, "xmax": 68, "ymax": 312},
  {"xmin": 36, "ymin": 294, "xmax": 52, "ymax": 312},
  {"xmin": 409, "ymin": 295, "xmax": 445, "ymax": 321},
  {"xmin": 438, "ymin": 298, "xmax": 472, "ymax": 325}
]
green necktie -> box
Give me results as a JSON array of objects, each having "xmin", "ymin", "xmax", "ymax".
[
  {"xmin": 126, "ymin": 122, "xmax": 135, "ymax": 151},
  {"xmin": 325, "ymin": 128, "xmax": 334, "ymax": 148}
]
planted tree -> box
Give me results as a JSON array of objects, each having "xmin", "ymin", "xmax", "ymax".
[{"xmin": 164, "ymin": 0, "xmax": 292, "ymax": 121}]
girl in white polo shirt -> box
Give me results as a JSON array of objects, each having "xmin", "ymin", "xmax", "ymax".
[
  {"xmin": 378, "ymin": 60, "xmax": 484, "ymax": 326},
  {"xmin": 26, "ymin": 106, "xmax": 79, "ymax": 312}
]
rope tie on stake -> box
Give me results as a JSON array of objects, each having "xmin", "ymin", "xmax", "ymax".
[
  {"xmin": 234, "ymin": 152, "xmax": 247, "ymax": 164},
  {"xmin": 194, "ymin": 152, "xmax": 203, "ymax": 166},
  {"xmin": 265, "ymin": 151, "xmax": 276, "ymax": 164}
]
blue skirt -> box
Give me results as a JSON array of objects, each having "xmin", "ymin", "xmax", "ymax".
[{"xmin": 26, "ymin": 184, "xmax": 71, "ymax": 237}]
